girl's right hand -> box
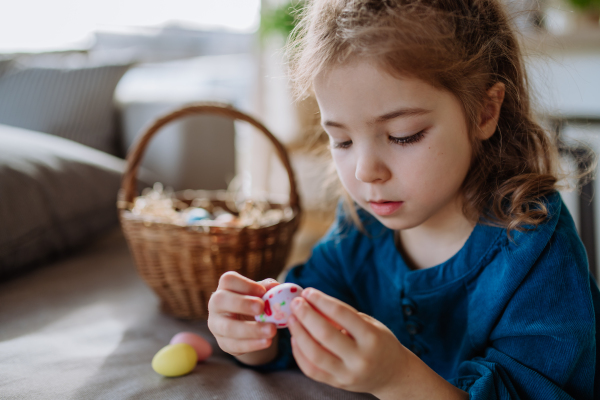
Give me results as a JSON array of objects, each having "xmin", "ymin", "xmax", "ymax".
[{"xmin": 208, "ymin": 271, "xmax": 280, "ymax": 356}]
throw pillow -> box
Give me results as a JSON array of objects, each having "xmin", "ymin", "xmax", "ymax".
[{"xmin": 0, "ymin": 52, "xmax": 131, "ymax": 155}]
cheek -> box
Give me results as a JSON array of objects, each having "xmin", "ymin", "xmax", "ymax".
[
  {"xmin": 438, "ymin": 128, "xmax": 472, "ymax": 174},
  {"xmin": 401, "ymin": 131, "xmax": 472, "ymax": 195},
  {"xmin": 332, "ymin": 152, "xmax": 367, "ymax": 204},
  {"xmin": 332, "ymin": 153, "xmax": 356, "ymax": 187}
]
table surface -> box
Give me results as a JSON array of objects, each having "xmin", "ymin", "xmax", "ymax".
[{"xmin": 0, "ymin": 227, "xmax": 372, "ymax": 400}]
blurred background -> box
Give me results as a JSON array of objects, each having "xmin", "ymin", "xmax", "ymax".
[{"xmin": 1, "ymin": 0, "xmax": 599, "ymax": 277}]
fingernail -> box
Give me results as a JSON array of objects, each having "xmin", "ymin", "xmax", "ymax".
[
  {"xmin": 291, "ymin": 298, "xmax": 301, "ymax": 311},
  {"xmin": 262, "ymin": 326, "xmax": 272, "ymax": 335},
  {"xmin": 288, "ymin": 315, "xmax": 296, "ymax": 325},
  {"xmin": 302, "ymin": 288, "xmax": 313, "ymax": 299},
  {"xmin": 254, "ymin": 305, "xmax": 262, "ymax": 315}
]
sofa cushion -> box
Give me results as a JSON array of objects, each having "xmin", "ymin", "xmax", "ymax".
[
  {"xmin": 0, "ymin": 52, "xmax": 130, "ymax": 155},
  {"xmin": 0, "ymin": 124, "xmax": 129, "ymax": 279}
]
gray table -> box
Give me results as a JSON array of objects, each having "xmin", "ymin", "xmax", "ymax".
[{"xmin": 0, "ymin": 228, "xmax": 374, "ymax": 400}]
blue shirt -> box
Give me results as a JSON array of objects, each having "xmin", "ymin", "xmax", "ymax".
[{"xmin": 248, "ymin": 192, "xmax": 599, "ymax": 399}]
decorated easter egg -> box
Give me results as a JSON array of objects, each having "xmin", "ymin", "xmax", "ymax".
[
  {"xmin": 255, "ymin": 283, "xmax": 303, "ymax": 328},
  {"xmin": 185, "ymin": 208, "xmax": 210, "ymax": 224},
  {"xmin": 170, "ymin": 332, "xmax": 213, "ymax": 362},
  {"xmin": 152, "ymin": 343, "xmax": 198, "ymax": 377}
]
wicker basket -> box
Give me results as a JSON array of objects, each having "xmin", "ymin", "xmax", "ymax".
[{"xmin": 117, "ymin": 102, "xmax": 302, "ymax": 319}]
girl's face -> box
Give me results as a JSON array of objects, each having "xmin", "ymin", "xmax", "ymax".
[{"xmin": 314, "ymin": 61, "xmax": 473, "ymax": 231}]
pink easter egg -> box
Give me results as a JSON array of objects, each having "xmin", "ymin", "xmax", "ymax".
[
  {"xmin": 170, "ymin": 332, "xmax": 213, "ymax": 362},
  {"xmin": 255, "ymin": 283, "xmax": 303, "ymax": 328}
]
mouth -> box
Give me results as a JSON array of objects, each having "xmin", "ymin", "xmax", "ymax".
[{"xmin": 368, "ymin": 200, "xmax": 403, "ymax": 216}]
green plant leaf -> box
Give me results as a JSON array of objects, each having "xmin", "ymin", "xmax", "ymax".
[
  {"xmin": 259, "ymin": 0, "xmax": 305, "ymax": 40},
  {"xmin": 567, "ymin": 0, "xmax": 600, "ymax": 11}
]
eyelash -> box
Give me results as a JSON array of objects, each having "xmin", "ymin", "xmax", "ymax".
[
  {"xmin": 389, "ymin": 130, "xmax": 426, "ymax": 146},
  {"xmin": 332, "ymin": 130, "xmax": 426, "ymax": 149}
]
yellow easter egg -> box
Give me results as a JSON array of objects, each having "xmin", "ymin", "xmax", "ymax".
[{"xmin": 152, "ymin": 343, "xmax": 198, "ymax": 377}]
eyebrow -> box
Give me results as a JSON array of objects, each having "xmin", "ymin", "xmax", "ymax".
[{"xmin": 323, "ymin": 107, "xmax": 432, "ymax": 129}]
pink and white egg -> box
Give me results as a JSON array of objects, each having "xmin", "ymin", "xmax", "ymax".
[
  {"xmin": 170, "ymin": 332, "xmax": 213, "ymax": 361},
  {"xmin": 255, "ymin": 283, "xmax": 303, "ymax": 328}
]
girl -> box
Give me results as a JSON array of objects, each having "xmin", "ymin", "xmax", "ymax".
[{"xmin": 208, "ymin": 0, "xmax": 600, "ymax": 398}]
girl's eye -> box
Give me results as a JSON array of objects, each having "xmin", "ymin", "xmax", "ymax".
[
  {"xmin": 332, "ymin": 140, "xmax": 352, "ymax": 149},
  {"xmin": 332, "ymin": 130, "xmax": 426, "ymax": 149},
  {"xmin": 389, "ymin": 130, "xmax": 426, "ymax": 146}
]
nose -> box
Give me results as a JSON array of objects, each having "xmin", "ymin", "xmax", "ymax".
[{"xmin": 355, "ymin": 149, "xmax": 391, "ymax": 183}]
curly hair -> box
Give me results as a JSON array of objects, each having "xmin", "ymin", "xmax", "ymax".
[{"xmin": 286, "ymin": 0, "xmax": 588, "ymax": 233}]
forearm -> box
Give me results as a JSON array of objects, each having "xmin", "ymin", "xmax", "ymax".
[
  {"xmin": 234, "ymin": 331, "xmax": 279, "ymax": 366},
  {"xmin": 373, "ymin": 349, "xmax": 468, "ymax": 400}
]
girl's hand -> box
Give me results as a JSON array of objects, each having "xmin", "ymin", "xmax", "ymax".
[
  {"xmin": 207, "ymin": 271, "xmax": 279, "ymax": 357},
  {"xmin": 287, "ymin": 288, "xmax": 409, "ymax": 396}
]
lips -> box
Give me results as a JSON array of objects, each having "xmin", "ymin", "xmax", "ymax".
[{"xmin": 368, "ymin": 201, "xmax": 403, "ymax": 216}]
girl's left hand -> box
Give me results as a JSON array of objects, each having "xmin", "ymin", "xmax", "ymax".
[{"xmin": 287, "ymin": 288, "xmax": 409, "ymax": 396}]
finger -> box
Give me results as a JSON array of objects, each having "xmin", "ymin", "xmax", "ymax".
[
  {"xmin": 210, "ymin": 317, "xmax": 276, "ymax": 340},
  {"xmin": 287, "ymin": 314, "xmax": 344, "ymax": 374},
  {"xmin": 209, "ymin": 290, "xmax": 264, "ymax": 316},
  {"xmin": 294, "ymin": 291, "xmax": 346, "ymax": 332},
  {"xmin": 358, "ymin": 312, "xmax": 378, "ymax": 324},
  {"xmin": 290, "ymin": 297, "xmax": 356, "ymax": 359},
  {"xmin": 291, "ymin": 336, "xmax": 338, "ymax": 386},
  {"xmin": 257, "ymin": 278, "xmax": 280, "ymax": 292},
  {"xmin": 217, "ymin": 271, "xmax": 266, "ymax": 297},
  {"xmin": 218, "ymin": 337, "xmax": 273, "ymax": 356},
  {"xmin": 305, "ymin": 302, "xmax": 346, "ymax": 332},
  {"xmin": 301, "ymin": 288, "xmax": 373, "ymax": 345}
]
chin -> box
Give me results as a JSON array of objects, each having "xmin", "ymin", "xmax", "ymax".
[{"xmin": 371, "ymin": 214, "xmax": 423, "ymax": 231}]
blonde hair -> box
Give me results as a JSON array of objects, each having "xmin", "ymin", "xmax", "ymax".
[{"xmin": 286, "ymin": 0, "xmax": 590, "ymax": 233}]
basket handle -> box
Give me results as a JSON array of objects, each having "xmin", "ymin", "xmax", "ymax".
[{"xmin": 118, "ymin": 102, "xmax": 301, "ymax": 213}]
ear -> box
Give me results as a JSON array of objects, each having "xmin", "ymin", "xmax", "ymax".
[{"xmin": 477, "ymin": 82, "xmax": 505, "ymax": 140}]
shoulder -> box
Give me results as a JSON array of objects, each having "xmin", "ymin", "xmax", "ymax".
[
  {"xmin": 490, "ymin": 191, "xmax": 595, "ymax": 334},
  {"xmin": 483, "ymin": 194, "xmax": 599, "ymax": 388},
  {"xmin": 501, "ymin": 191, "xmax": 588, "ymax": 279},
  {"xmin": 470, "ymin": 192, "xmax": 595, "ymax": 334}
]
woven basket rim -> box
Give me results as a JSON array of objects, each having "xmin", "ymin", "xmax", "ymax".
[
  {"xmin": 117, "ymin": 101, "xmax": 302, "ymax": 216},
  {"xmin": 120, "ymin": 208, "xmax": 299, "ymax": 232}
]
